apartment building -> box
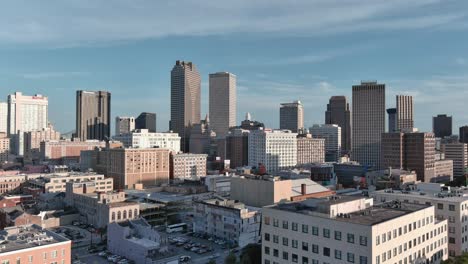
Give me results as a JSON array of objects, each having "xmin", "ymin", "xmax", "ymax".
[
  {"xmin": 262, "ymin": 196, "xmax": 448, "ymax": 264},
  {"xmin": 40, "ymin": 139, "xmax": 106, "ymax": 165},
  {"xmin": 297, "ymin": 134, "xmax": 325, "ymax": 165},
  {"xmin": 23, "ymin": 125, "xmax": 61, "ymax": 164},
  {"xmin": 113, "ymin": 129, "xmax": 181, "ymax": 152},
  {"xmin": 170, "ymin": 153, "xmax": 207, "ymax": 181},
  {"xmin": 442, "ymin": 142, "xmax": 468, "ymax": 177},
  {"xmin": 27, "ymin": 172, "xmax": 113, "ymax": 193},
  {"xmin": 0, "ymin": 132, "xmax": 9, "ymax": 163}
]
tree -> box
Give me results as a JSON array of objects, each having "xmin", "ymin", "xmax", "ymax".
[
  {"xmin": 225, "ymin": 252, "xmax": 237, "ymax": 264},
  {"xmin": 206, "ymin": 260, "xmax": 216, "ymax": 264},
  {"xmin": 442, "ymin": 253, "xmax": 468, "ymax": 263},
  {"xmin": 239, "ymin": 244, "xmax": 261, "ymax": 264}
]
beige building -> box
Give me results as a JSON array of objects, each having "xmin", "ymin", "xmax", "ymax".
[
  {"xmin": 28, "ymin": 172, "xmax": 113, "ymax": 193},
  {"xmin": 280, "ymin": 101, "xmax": 304, "ymax": 133},
  {"xmin": 352, "ymin": 81, "xmax": 385, "ymax": 169},
  {"xmin": 396, "ymin": 95, "xmax": 414, "ymax": 132},
  {"xmin": 7, "ymin": 92, "xmax": 48, "ymax": 136},
  {"xmin": 75, "ymin": 90, "xmax": 111, "ymax": 141},
  {"xmin": 373, "ymin": 182, "xmax": 468, "ymax": 256},
  {"xmin": 0, "ymin": 102, "xmax": 7, "ymax": 134},
  {"xmin": 170, "ymin": 153, "xmax": 207, "ymax": 181},
  {"xmin": 40, "ymin": 139, "xmax": 106, "ymax": 165},
  {"xmin": 170, "ymin": 60, "xmax": 201, "ymax": 152},
  {"xmin": 0, "ymin": 132, "xmax": 9, "ymax": 163},
  {"xmin": 435, "ymin": 159, "xmax": 454, "ymax": 183},
  {"xmin": 296, "ymin": 134, "xmax": 325, "ymax": 165},
  {"xmin": 0, "ymin": 224, "xmax": 72, "ymax": 264},
  {"xmin": 309, "ymin": 124, "xmax": 341, "ymax": 162},
  {"xmin": 24, "ymin": 125, "xmax": 61, "ymax": 164},
  {"xmin": 226, "ymin": 129, "xmax": 249, "ymax": 169},
  {"xmin": 442, "ymin": 142, "xmax": 468, "ymax": 177},
  {"xmin": 65, "ymin": 181, "xmax": 139, "ymax": 228},
  {"xmin": 115, "ymin": 116, "xmax": 135, "ymax": 136},
  {"xmin": 0, "ymin": 174, "xmax": 43, "ymax": 195},
  {"xmin": 209, "ymin": 72, "xmax": 236, "ymax": 136},
  {"xmin": 262, "ymin": 196, "xmax": 448, "ymax": 264},
  {"xmin": 113, "ymin": 129, "xmax": 180, "ymax": 152}
]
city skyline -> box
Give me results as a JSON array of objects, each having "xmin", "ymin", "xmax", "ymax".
[{"xmin": 0, "ymin": 1, "xmax": 467, "ymax": 133}]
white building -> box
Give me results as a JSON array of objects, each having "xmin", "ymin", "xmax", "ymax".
[
  {"xmin": 0, "ymin": 102, "xmax": 7, "ymax": 134},
  {"xmin": 248, "ymin": 129, "xmax": 297, "ymax": 173},
  {"xmin": 115, "ymin": 116, "xmax": 135, "ymax": 136},
  {"xmin": 262, "ymin": 196, "xmax": 448, "ymax": 264},
  {"xmin": 113, "ymin": 129, "xmax": 180, "ymax": 152},
  {"xmin": 373, "ymin": 182, "xmax": 468, "ymax": 256},
  {"xmin": 209, "ymin": 72, "xmax": 237, "ymax": 136},
  {"xmin": 309, "ymin": 124, "xmax": 341, "ymax": 162},
  {"xmin": 442, "ymin": 143, "xmax": 468, "ymax": 177},
  {"xmin": 171, "ymin": 153, "xmax": 207, "ymax": 180},
  {"xmin": 28, "ymin": 172, "xmax": 113, "ymax": 193},
  {"xmin": 193, "ymin": 197, "xmax": 261, "ymax": 248},
  {"xmin": 7, "ymin": 92, "xmax": 48, "ymax": 135}
]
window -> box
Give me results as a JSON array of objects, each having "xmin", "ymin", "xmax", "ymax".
[
  {"xmin": 292, "ymin": 254, "xmax": 298, "ymax": 263},
  {"xmin": 323, "ymin": 228, "xmax": 330, "ymax": 238},
  {"xmin": 282, "ymin": 237, "xmax": 288, "ymax": 246},
  {"xmin": 376, "ymin": 235, "xmax": 380, "ymax": 245},
  {"xmin": 323, "ymin": 247, "xmax": 330, "ymax": 257},
  {"xmin": 302, "ymin": 224, "xmax": 309, "ymax": 233},
  {"xmin": 359, "ymin": 256, "xmax": 368, "ymax": 264},
  {"xmin": 273, "ymin": 235, "xmax": 278, "ymax": 243},
  {"xmin": 264, "ymin": 233, "xmax": 270, "ymax": 241},
  {"xmin": 292, "ymin": 222, "xmax": 298, "ymax": 231},
  {"xmin": 28, "ymin": 256, "xmax": 33, "ymax": 263},
  {"xmin": 449, "ymin": 237, "xmax": 456, "ymax": 244},
  {"xmin": 359, "ymin": 236, "xmax": 367, "ymax": 246},
  {"xmin": 265, "ymin": 246, "xmax": 270, "ymax": 255},
  {"xmin": 273, "ymin": 249, "xmax": 279, "ymax": 257},
  {"xmin": 347, "ymin": 253, "xmax": 355, "ymax": 263},
  {"xmin": 347, "ymin": 233, "xmax": 355, "ymax": 243},
  {"xmin": 292, "ymin": 239, "xmax": 298, "ymax": 248},
  {"xmin": 335, "ymin": 250, "xmax": 342, "ymax": 259},
  {"xmin": 302, "ymin": 242, "xmax": 309, "ymax": 251},
  {"xmin": 302, "ymin": 257, "xmax": 309, "ymax": 264},
  {"xmin": 312, "ymin": 226, "xmax": 318, "ymax": 236},
  {"xmin": 449, "ymin": 205, "xmax": 455, "ymax": 211},
  {"xmin": 437, "ymin": 203, "xmax": 444, "ymax": 210},
  {"xmin": 283, "ymin": 252, "xmax": 288, "ymax": 260},
  {"xmin": 51, "ymin": 250, "xmax": 57, "ymax": 258},
  {"xmin": 335, "ymin": 231, "xmax": 342, "ymax": 240},
  {"xmin": 283, "ymin": 220, "xmax": 289, "ymax": 229},
  {"xmin": 273, "ymin": 218, "xmax": 279, "ymax": 227},
  {"xmin": 62, "ymin": 249, "xmax": 65, "ymax": 257},
  {"xmin": 312, "ymin": 244, "xmax": 319, "ymax": 254}
]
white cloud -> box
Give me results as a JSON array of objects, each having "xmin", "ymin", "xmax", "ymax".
[
  {"xmin": 456, "ymin": 57, "xmax": 466, "ymax": 65},
  {"xmin": 20, "ymin": 71, "xmax": 90, "ymax": 79},
  {"xmin": 0, "ymin": 0, "xmax": 466, "ymax": 46}
]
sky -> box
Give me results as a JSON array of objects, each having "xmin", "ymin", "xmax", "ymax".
[{"xmin": 1, "ymin": 0, "xmax": 468, "ymax": 134}]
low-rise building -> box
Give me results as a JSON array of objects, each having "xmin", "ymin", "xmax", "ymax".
[
  {"xmin": 296, "ymin": 134, "xmax": 325, "ymax": 165},
  {"xmin": 0, "ymin": 132, "xmax": 10, "ymax": 163},
  {"xmin": 373, "ymin": 182, "xmax": 468, "ymax": 256},
  {"xmin": 170, "ymin": 153, "xmax": 207, "ymax": 181},
  {"xmin": 27, "ymin": 172, "xmax": 113, "ymax": 193},
  {"xmin": 193, "ymin": 197, "xmax": 261, "ymax": 247},
  {"xmin": 40, "ymin": 139, "xmax": 106, "ymax": 165},
  {"xmin": 24, "ymin": 125, "xmax": 61, "ymax": 164},
  {"xmin": 366, "ymin": 169, "xmax": 418, "ymax": 190},
  {"xmin": 113, "ymin": 129, "xmax": 180, "ymax": 152},
  {"xmin": 0, "ymin": 174, "xmax": 43, "ymax": 195},
  {"xmin": 434, "ymin": 159, "xmax": 454, "ymax": 183},
  {"xmin": 262, "ymin": 196, "xmax": 448, "ymax": 264},
  {"xmin": 442, "ymin": 142, "xmax": 468, "ymax": 178},
  {"xmin": 0, "ymin": 224, "xmax": 72, "ymax": 264}
]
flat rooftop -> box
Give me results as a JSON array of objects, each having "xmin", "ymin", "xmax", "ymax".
[
  {"xmin": 0, "ymin": 225, "xmax": 69, "ymax": 254},
  {"xmin": 270, "ymin": 198, "xmax": 430, "ymax": 226}
]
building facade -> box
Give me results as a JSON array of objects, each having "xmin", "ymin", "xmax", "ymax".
[
  {"xmin": 396, "ymin": 95, "xmax": 414, "ymax": 132},
  {"xmin": 433, "ymin": 114, "xmax": 452, "ymax": 138},
  {"xmin": 226, "ymin": 129, "xmax": 249, "ymax": 169},
  {"xmin": 170, "ymin": 153, "xmax": 207, "ymax": 181},
  {"xmin": 296, "ymin": 134, "xmax": 325, "ymax": 165},
  {"xmin": 325, "ymin": 96, "xmax": 351, "ymax": 153},
  {"xmin": 387, "ymin": 108, "xmax": 397, "ymax": 133},
  {"xmin": 0, "ymin": 133, "xmax": 9, "ymax": 163},
  {"xmin": 135, "ymin": 112, "xmax": 156, "ymax": 132},
  {"xmin": 0, "ymin": 102, "xmax": 7, "ymax": 134},
  {"xmin": 434, "ymin": 159, "xmax": 454, "ymax": 183},
  {"xmin": 115, "ymin": 116, "xmax": 135, "ymax": 136},
  {"xmin": 7, "ymin": 92, "xmax": 48, "ymax": 136},
  {"xmin": 280, "ymin": 101, "xmax": 304, "ymax": 133},
  {"xmin": 113, "ymin": 129, "xmax": 181, "ymax": 152},
  {"xmin": 310, "ymin": 124, "xmax": 341, "ymax": 162},
  {"xmin": 442, "ymin": 142, "xmax": 468, "ymax": 177},
  {"xmin": 75, "ymin": 90, "xmax": 111, "ymax": 141},
  {"xmin": 209, "ymin": 72, "xmax": 236, "ymax": 136},
  {"xmin": 24, "ymin": 125, "xmax": 61, "ymax": 164},
  {"xmin": 170, "ymin": 60, "xmax": 201, "ymax": 152},
  {"xmin": 460, "ymin": 126, "xmax": 468, "ymax": 144},
  {"xmin": 351, "ymin": 81, "xmax": 385, "ymax": 169},
  {"xmin": 27, "ymin": 172, "xmax": 113, "ymax": 193},
  {"xmin": 40, "ymin": 139, "xmax": 105, "ymax": 165}
]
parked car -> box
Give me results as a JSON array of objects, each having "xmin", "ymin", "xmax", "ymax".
[{"xmin": 179, "ymin": 256, "xmax": 191, "ymax": 262}]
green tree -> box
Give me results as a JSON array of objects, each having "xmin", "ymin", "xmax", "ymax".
[
  {"xmin": 225, "ymin": 252, "xmax": 237, "ymax": 264},
  {"xmin": 239, "ymin": 244, "xmax": 261, "ymax": 264},
  {"xmin": 442, "ymin": 253, "xmax": 468, "ymax": 263}
]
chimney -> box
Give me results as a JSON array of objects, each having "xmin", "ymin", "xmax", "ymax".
[{"xmin": 301, "ymin": 184, "xmax": 306, "ymax": 195}]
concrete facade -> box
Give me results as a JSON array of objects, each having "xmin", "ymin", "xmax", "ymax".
[
  {"xmin": 115, "ymin": 116, "xmax": 135, "ymax": 136},
  {"xmin": 24, "ymin": 125, "xmax": 61, "ymax": 164},
  {"xmin": 296, "ymin": 134, "xmax": 325, "ymax": 165},
  {"xmin": 310, "ymin": 124, "xmax": 341, "ymax": 162},
  {"xmin": 75, "ymin": 90, "xmax": 111, "ymax": 141},
  {"xmin": 113, "ymin": 129, "xmax": 180, "ymax": 152},
  {"xmin": 40, "ymin": 139, "xmax": 105, "ymax": 165},
  {"xmin": 325, "ymin": 96, "xmax": 351, "ymax": 153},
  {"xmin": 209, "ymin": 72, "xmax": 236, "ymax": 136},
  {"xmin": 396, "ymin": 95, "xmax": 414, "ymax": 132},
  {"xmin": 280, "ymin": 101, "xmax": 304, "ymax": 133},
  {"xmin": 433, "ymin": 114, "xmax": 452, "ymax": 139},
  {"xmin": 0, "ymin": 133, "xmax": 9, "ymax": 164},
  {"xmin": 170, "ymin": 153, "xmax": 207, "ymax": 181},
  {"xmin": 442, "ymin": 142, "xmax": 468, "ymax": 178}
]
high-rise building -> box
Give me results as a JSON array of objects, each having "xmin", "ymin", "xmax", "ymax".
[
  {"xmin": 189, "ymin": 115, "xmax": 216, "ymax": 155},
  {"xmin": 381, "ymin": 132, "xmax": 436, "ymax": 182},
  {"xmin": 7, "ymin": 92, "xmax": 48, "ymax": 136},
  {"xmin": 310, "ymin": 124, "xmax": 341, "ymax": 162},
  {"xmin": 442, "ymin": 142, "xmax": 468, "ymax": 177},
  {"xmin": 296, "ymin": 133, "xmax": 325, "ymax": 165},
  {"xmin": 396, "ymin": 95, "xmax": 414, "ymax": 132},
  {"xmin": 459, "ymin": 126, "xmax": 468, "ymax": 144},
  {"xmin": 135, "ymin": 112, "xmax": 156, "ymax": 132},
  {"xmin": 325, "ymin": 96, "xmax": 351, "ymax": 153},
  {"xmin": 170, "ymin": 60, "xmax": 201, "ymax": 152},
  {"xmin": 115, "ymin": 116, "xmax": 135, "ymax": 135},
  {"xmin": 0, "ymin": 102, "xmax": 7, "ymax": 134},
  {"xmin": 113, "ymin": 129, "xmax": 180, "ymax": 153},
  {"xmin": 209, "ymin": 72, "xmax": 236, "ymax": 136},
  {"xmin": 24, "ymin": 124, "xmax": 61, "ymax": 164},
  {"xmin": 351, "ymin": 81, "xmax": 385, "ymax": 169},
  {"xmin": 280, "ymin": 101, "xmax": 304, "ymax": 133},
  {"xmin": 387, "ymin": 108, "xmax": 397, "ymax": 132},
  {"xmin": 76, "ymin": 90, "xmax": 111, "ymax": 141},
  {"xmin": 226, "ymin": 129, "xmax": 250, "ymax": 169},
  {"xmin": 248, "ymin": 129, "xmax": 297, "ymax": 173},
  {"xmin": 0, "ymin": 133, "xmax": 9, "ymax": 163},
  {"xmin": 170, "ymin": 153, "xmax": 207, "ymax": 181},
  {"xmin": 433, "ymin": 114, "xmax": 452, "ymax": 138}
]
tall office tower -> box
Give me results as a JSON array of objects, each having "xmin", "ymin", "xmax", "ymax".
[
  {"xmin": 442, "ymin": 142, "xmax": 468, "ymax": 177},
  {"xmin": 7, "ymin": 92, "xmax": 48, "ymax": 135},
  {"xmin": 459, "ymin": 126, "xmax": 468, "ymax": 144},
  {"xmin": 226, "ymin": 129, "xmax": 250, "ymax": 169},
  {"xmin": 325, "ymin": 96, "xmax": 351, "ymax": 153},
  {"xmin": 170, "ymin": 60, "xmax": 201, "ymax": 152},
  {"xmin": 433, "ymin": 114, "xmax": 452, "ymax": 138},
  {"xmin": 76, "ymin": 90, "xmax": 111, "ymax": 141},
  {"xmin": 351, "ymin": 81, "xmax": 385, "ymax": 169},
  {"xmin": 381, "ymin": 132, "xmax": 436, "ymax": 182},
  {"xmin": 209, "ymin": 72, "xmax": 236, "ymax": 136},
  {"xmin": 280, "ymin": 101, "xmax": 304, "ymax": 133},
  {"xmin": 387, "ymin": 108, "xmax": 397, "ymax": 133},
  {"xmin": 309, "ymin": 124, "xmax": 341, "ymax": 162},
  {"xmin": 396, "ymin": 95, "xmax": 414, "ymax": 131},
  {"xmin": 248, "ymin": 129, "xmax": 297, "ymax": 173},
  {"xmin": 135, "ymin": 112, "xmax": 156, "ymax": 132},
  {"xmin": 0, "ymin": 102, "xmax": 7, "ymax": 134},
  {"xmin": 115, "ymin": 116, "xmax": 135, "ymax": 135}
]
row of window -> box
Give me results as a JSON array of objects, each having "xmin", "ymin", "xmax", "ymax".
[
  {"xmin": 264, "ymin": 246, "xmax": 368, "ymax": 264},
  {"xmin": 375, "ymin": 215, "xmax": 437, "ymax": 245},
  {"xmin": 376, "ymin": 236, "xmax": 445, "ymax": 263},
  {"xmin": 1, "ymin": 249, "xmax": 66, "ymax": 264}
]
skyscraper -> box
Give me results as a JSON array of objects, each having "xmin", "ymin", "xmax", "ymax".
[
  {"xmin": 309, "ymin": 124, "xmax": 341, "ymax": 162},
  {"xmin": 351, "ymin": 81, "xmax": 385, "ymax": 169},
  {"xmin": 7, "ymin": 92, "xmax": 48, "ymax": 135},
  {"xmin": 170, "ymin": 60, "xmax": 201, "ymax": 152},
  {"xmin": 433, "ymin": 114, "xmax": 452, "ymax": 138},
  {"xmin": 460, "ymin": 126, "xmax": 468, "ymax": 144},
  {"xmin": 135, "ymin": 112, "xmax": 156, "ymax": 132},
  {"xmin": 75, "ymin": 90, "xmax": 111, "ymax": 141},
  {"xmin": 387, "ymin": 108, "xmax": 397, "ymax": 133},
  {"xmin": 325, "ymin": 96, "xmax": 351, "ymax": 153},
  {"xmin": 396, "ymin": 95, "xmax": 414, "ymax": 132},
  {"xmin": 280, "ymin": 100, "xmax": 303, "ymax": 133},
  {"xmin": 115, "ymin": 116, "xmax": 135, "ymax": 135},
  {"xmin": 0, "ymin": 102, "xmax": 7, "ymax": 134},
  {"xmin": 209, "ymin": 72, "xmax": 236, "ymax": 136}
]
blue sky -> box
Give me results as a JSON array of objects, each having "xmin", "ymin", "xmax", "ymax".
[{"xmin": 1, "ymin": 0, "xmax": 468, "ymax": 133}]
